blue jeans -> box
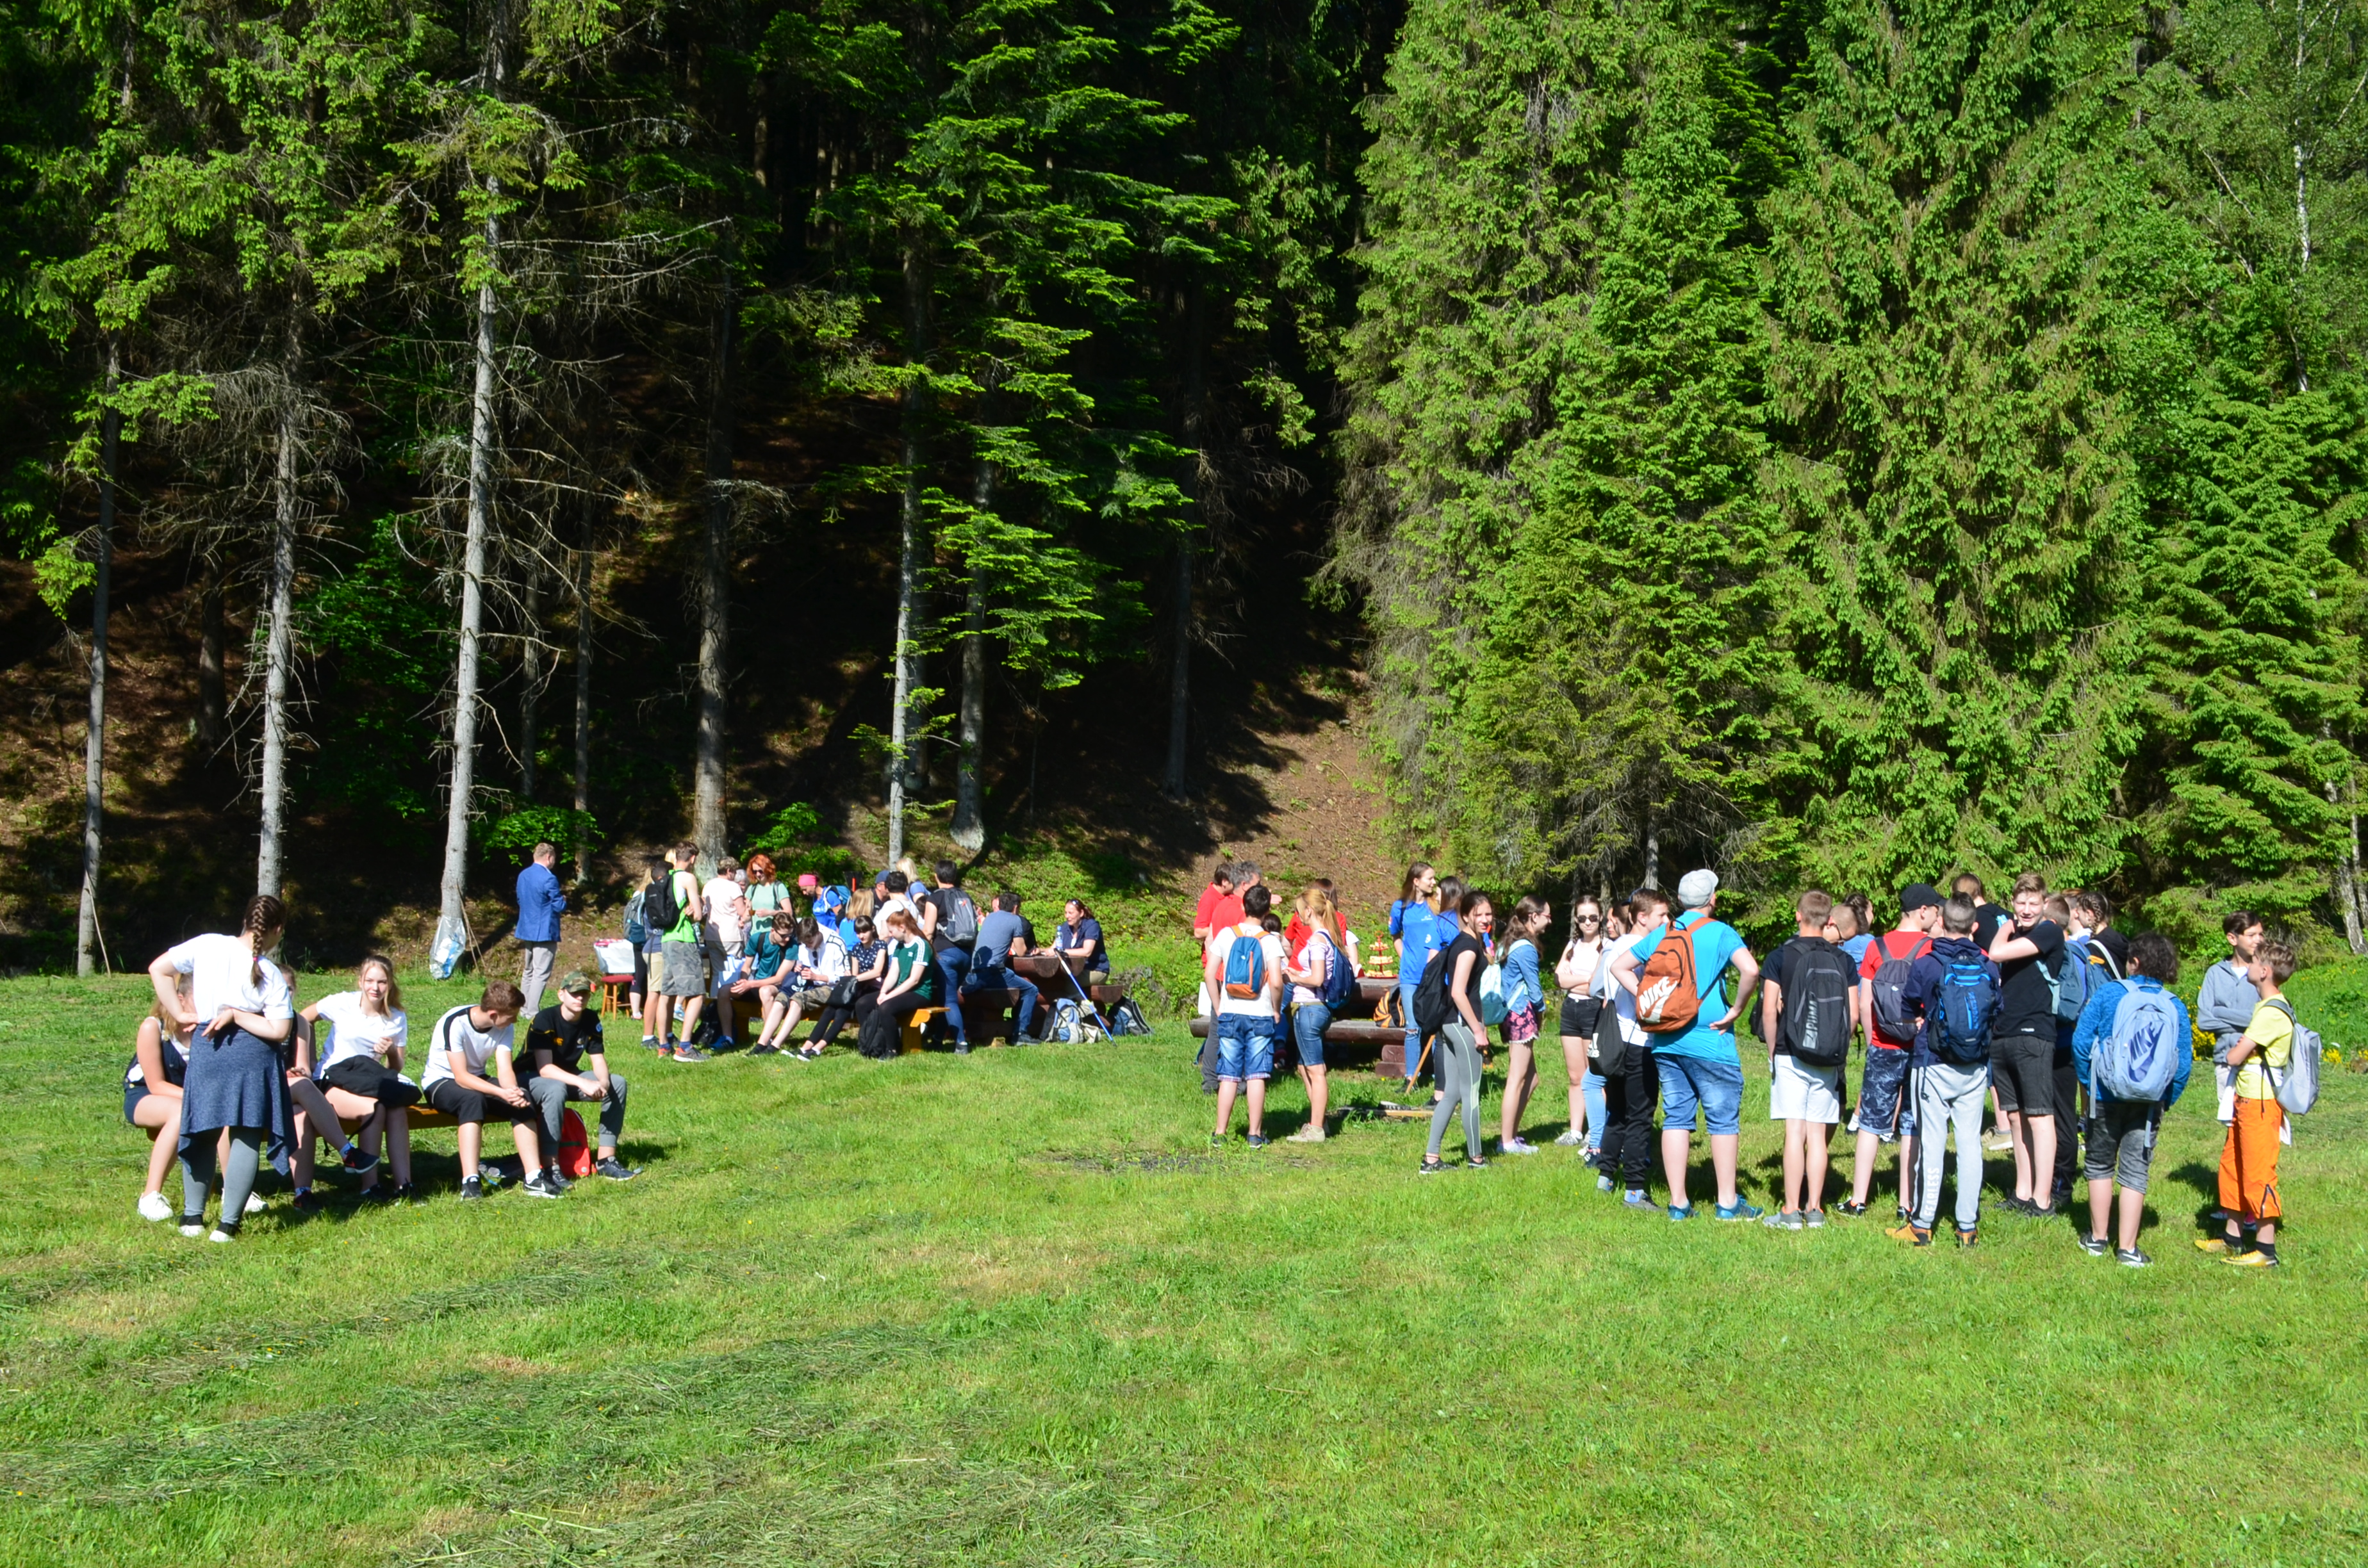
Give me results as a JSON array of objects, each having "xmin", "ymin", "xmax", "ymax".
[
  {"xmin": 1214, "ymin": 1014, "xmax": 1276, "ymax": 1081},
  {"xmin": 935, "ymin": 948, "xmax": 972, "ymax": 1039},
  {"xmin": 1398, "ymin": 976, "xmax": 1423, "ymax": 1082},
  {"xmin": 963, "ymin": 960, "xmax": 1038, "ymax": 1038},
  {"xmin": 1583, "ymin": 1070, "xmax": 1607, "ymax": 1151},
  {"xmin": 1656, "ymin": 1053, "xmax": 1745, "ymax": 1137},
  {"xmin": 1292, "ymin": 1002, "xmax": 1331, "ymax": 1068}
]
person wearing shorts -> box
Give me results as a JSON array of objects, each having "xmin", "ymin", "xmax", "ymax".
[
  {"xmin": 1608, "ymin": 870, "xmax": 1760, "ymax": 1222},
  {"xmin": 1760, "ymin": 890, "xmax": 1848, "ymax": 1228},
  {"xmin": 654, "ymin": 844, "xmax": 710, "ymax": 1061},
  {"xmin": 1849, "ymin": 885, "xmax": 1938, "ymax": 1218},
  {"xmin": 2070, "ymin": 933, "xmax": 2193, "ymax": 1267},
  {"xmin": 1281, "ymin": 890, "xmax": 1347, "ymax": 1145},
  {"xmin": 1986, "ymin": 872, "xmax": 2067, "ymax": 1217},
  {"xmin": 1205, "ymin": 885, "xmax": 1285, "ymax": 1147},
  {"xmin": 420, "ymin": 982, "xmax": 551, "ymax": 1200}
]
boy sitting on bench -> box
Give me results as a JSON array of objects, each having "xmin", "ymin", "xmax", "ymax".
[
  {"xmin": 519, "ymin": 972, "xmax": 641, "ymax": 1184},
  {"xmin": 421, "ymin": 981, "xmax": 549, "ymax": 1200}
]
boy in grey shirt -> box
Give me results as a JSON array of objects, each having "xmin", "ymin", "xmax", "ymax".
[{"xmin": 2196, "ymin": 909, "xmax": 2264, "ymax": 1130}]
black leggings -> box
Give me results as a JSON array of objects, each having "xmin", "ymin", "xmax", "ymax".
[
  {"xmin": 1597, "ymin": 1044, "xmax": 1659, "ymax": 1191},
  {"xmin": 856, "ymin": 988, "xmax": 928, "ymax": 1059},
  {"xmin": 810, "ymin": 981, "xmax": 875, "ymax": 1046}
]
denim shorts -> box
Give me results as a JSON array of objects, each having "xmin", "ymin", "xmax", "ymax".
[
  {"xmin": 1214, "ymin": 1013, "xmax": 1276, "ymax": 1082},
  {"xmin": 1656, "ymin": 1053, "xmax": 1744, "ymax": 1136},
  {"xmin": 1858, "ymin": 1045, "xmax": 1918, "ymax": 1141},
  {"xmin": 1290, "ymin": 1003, "xmax": 1331, "ymax": 1068}
]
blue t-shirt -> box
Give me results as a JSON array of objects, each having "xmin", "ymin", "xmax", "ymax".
[
  {"xmin": 1626, "ymin": 911, "xmax": 1747, "ymax": 1062},
  {"xmin": 1401, "ymin": 904, "xmax": 1451, "ymax": 979},
  {"xmin": 1841, "ymin": 933, "xmax": 1873, "ymax": 967}
]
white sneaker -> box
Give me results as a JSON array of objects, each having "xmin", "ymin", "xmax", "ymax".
[
  {"xmin": 1285, "ymin": 1125, "xmax": 1327, "ymax": 1143},
  {"xmin": 207, "ymin": 1227, "xmax": 236, "ymax": 1243},
  {"xmin": 1501, "ymin": 1137, "xmax": 1540, "ymax": 1156},
  {"xmin": 137, "ymin": 1191, "xmax": 173, "ymax": 1223},
  {"xmin": 243, "ymin": 1191, "xmax": 265, "ymax": 1216},
  {"xmin": 179, "ymin": 1220, "xmax": 206, "ymax": 1238},
  {"xmin": 1553, "ymin": 1129, "xmax": 1586, "ymax": 1147}
]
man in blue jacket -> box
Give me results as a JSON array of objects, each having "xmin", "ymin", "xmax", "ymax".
[
  {"xmin": 514, "ymin": 841, "xmax": 569, "ymax": 1018},
  {"xmin": 2070, "ymin": 931, "xmax": 2194, "ymax": 1268}
]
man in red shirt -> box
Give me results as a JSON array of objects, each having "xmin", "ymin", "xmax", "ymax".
[
  {"xmin": 1845, "ymin": 883, "xmax": 1939, "ymax": 1218},
  {"xmin": 1192, "ymin": 863, "xmax": 1238, "ymax": 945}
]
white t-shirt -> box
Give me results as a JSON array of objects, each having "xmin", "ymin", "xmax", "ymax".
[
  {"xmin": 1560, "ymin": 936, "xmax": 1609, "ymax": 998},
  {"xmin": 704, "ymin": 877, "xmax": 747, "ymax": 946},
  {"xmin": 420, "ymin": 1004, "xmax": 515, "ymax": 1091},
  {"xmin": 1208, "ymin": 922, "xmax": 1287, "ymax": 1019},
  {"xmin": 801, "ymin": 935, "xmax": 850, "ymax": 982},
  {"xmin": 311, "ymin": 991, "xmax": 409, "ymax": 1076},
  {"xmin": 163, "ymin": 933, "xmax": 293, "ymax": 1024}
]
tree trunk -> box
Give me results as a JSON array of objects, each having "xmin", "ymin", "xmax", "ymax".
[
  {"xmin": 256, "ymin": 324, "xmax": 300, "ymax": 902},
  {"xmin": 2330, "ymin": 772, "xmax": 2365, "ymax": 955},
  {"xmin": 573, "ymin": 539, "xmax": 593, "ymax": 883},
  {"xmin": 518, "ymin": 557, "xmax": 541, "ymax": 800},
  {"xmin": 197, "ymin": 552, "xmax": 226, "ymax": 752},
  {"xmin": 1163, "ymin": 281, "xmax": 1205, "ymax": 800},
  {"xmin": 1641, "ymin": 809, "xmax": 1660, "ymax": 890},
  {"xmin": 694, "ymin": 277, "xmax": 736, "ymax": 871},
  {"xmin": 76, "ymin": 336, "xmax": 120, "ymax": 976},
  {"xmin": 887, "ymin": 238, "xmax": 930, "ymax": 865},
  {"xmin": 435, "ymin": 199, "xmax": 500, "ymax": 972},
  {"xmin": 951, "ymin": 452, "xmax": 990, "ymax": 853}
]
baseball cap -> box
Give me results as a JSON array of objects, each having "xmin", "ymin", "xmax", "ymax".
[
  {"xmin": 1676, "ymin": 868, "xmax": 1719, "ymax": 909},
  {"xmin": 1898, "ymin": 882, "xmax": 1941, "ymax": 912},
  {"xmin": 559, "ymin": 969, "xmax": 594, "ymax": 995}
]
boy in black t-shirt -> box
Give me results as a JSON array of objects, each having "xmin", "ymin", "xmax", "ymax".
[
  {"xmin": 1987, "ymin": 874, "xmax": 2065, "ymax": 1216},
  {"xmin": 519, "ymin": 972, "xmax": 641, "ymax": 1184}
]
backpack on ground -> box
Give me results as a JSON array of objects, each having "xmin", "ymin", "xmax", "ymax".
[
  {"xmin": 1477, "ymin": 959, "xmax": 1508, "ymax": 1025},
  {"xmin": 1780, "ymin": 936, "xmax": 1857, "ymax": 1066},
  {"xmin": 645, "ymin": 874, "xmax": 682, "ymax": 936},
  {"xmin": 1314, "ymin": 933, "xmax": 1357, "ymax": 1009},
  {"xmin": 1931, "ymin": 955, "xmax": 1994, "ymax": 1066},
  {"xmin": 2095, "ymin": 983, "xmax": 2182, "ymax": 1101},
  {"xmin": 557, "ymin": 1110, "xmax": 595, "ymax": 1180},
  {"xmin": 1413, "ymin": 943, "xmax": 1455, "ymax": 1037},
  {"xmin": 623, "ymin": 890, "xmax": 649, "ymax": 946},
  {"xmin": 933, "ymin": 887, "xmax": 980, "ymax": 947},
  {"xmin": 2051, "ymin": 936, "xmax": 2092, "ymax": 1025},
  {"xmin": 1108, "ymin": 997, "xmax": 1151, "ymax": 1036},
  {"xmin": 1634, "ymin": 923, "xmax": 1702, "ymax": 1035},
  {"xmin": 2263, "ymin": 997, "xmax": 2321, "ymax": 1117},
  {"xmin": 1222, "ymin": 926, "xmax": 1268, "ymax": 1000},
  {"xmin": 1869, "ymin": 933, "xmax": 1931, "ymax": 1039}
]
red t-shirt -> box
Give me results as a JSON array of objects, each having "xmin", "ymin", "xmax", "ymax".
[
  {"xmin": 1859, "ymin": 928, "xmax": 1934, "ymax": 1049},
  {"xmin": 1193, "ymin": 884, "xmax": 1228, "ymax": 935}
]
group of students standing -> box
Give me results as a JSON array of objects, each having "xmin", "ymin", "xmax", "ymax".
[
  {"xmin": 127, "ymin": 894, "xmax": 641, "ymax": 1240},
  {"xmin": 1247, "ymin": 860, "xmax": 2306, "ymax": 1268},
  {"xmin": 623, "ymin": 848, "xmax": 1113, "ymax": 1060}
]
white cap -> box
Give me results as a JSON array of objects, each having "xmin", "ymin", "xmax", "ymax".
[{"xmin": 1677, "ymin": 869, "xmax": 1720, "ymax": 909}]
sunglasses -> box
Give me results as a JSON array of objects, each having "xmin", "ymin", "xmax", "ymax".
[{"xmin": 1577, "ymin": 914, "xmax": 1603, "ymax": 924}]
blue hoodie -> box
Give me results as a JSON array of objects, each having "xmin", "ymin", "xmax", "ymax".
[{"xmin": 2071, "ymin": 975, "xmax": 2194, "ymax": 1108}]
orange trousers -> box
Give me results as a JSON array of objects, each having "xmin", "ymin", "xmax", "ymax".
[{"xmin": 2217, "ymin": 1097, "xmax": 2283, "ymax": 1223}]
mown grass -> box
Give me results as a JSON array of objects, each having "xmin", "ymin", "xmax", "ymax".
[{"xmin": 4, "ymin": 970, "xmax": 2366, "ymax": 1567}]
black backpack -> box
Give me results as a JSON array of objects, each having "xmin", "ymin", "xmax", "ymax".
[
  {"xmin": 1413, "ymin": 941, "xmax": 1456, "ymax": 1037},
  {"xmin": 1779, "ymin": 936, "xmax": 1857, "ymax": 1066},
  {"xmin": 645, "ymin": 872, "xmax": 682, "ymax": 936}
]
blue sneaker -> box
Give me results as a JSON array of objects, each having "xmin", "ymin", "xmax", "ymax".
[
  {"xmin": 1666, "ymin": 1204, "xmax": 1695, "ymax": 1222},
  {"xmin": 1623, "ymin": 1189, "xmax": 1656, "ymax": 1209},
  {"xmin": 1715, "ymin": 1200, "xmax": 1766, "ymax": 1223}
]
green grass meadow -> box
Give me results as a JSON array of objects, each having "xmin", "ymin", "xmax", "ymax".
[{"xmin": 4, "ymin": 968, "xmax": 2367, "ymax": 1567}]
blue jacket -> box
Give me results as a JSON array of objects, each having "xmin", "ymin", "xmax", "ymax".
[
  {"xmin": 2071, "ymin": 976, "xmax": 2194, "ymax": 1108},
  {"xmin": 1501, "ymin": 938, "xmax": 1542, "ymax": 1015},
  {"xmin": 514, "ymin": 861, "xmax": 566, "ymax": 943}
]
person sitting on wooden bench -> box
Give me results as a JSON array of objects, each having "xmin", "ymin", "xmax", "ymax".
[
  {"xmin": 855, "ymin": 908, "xmax": 935, "ymax": 1058},
  {"xmin": 421, "ymin": 981, "xmax": 550, "ymax": 1201},
  {"xmin": 519, "ymin": 971, "xmax": 640, "ymax": 1184},
  {"xmin": 963, "ymin": 891, "xmax": 1040, "ymax": 1044},
  {"xmin": 300, "ymin": 955, "xmax": 418, "ymax": 1204}
]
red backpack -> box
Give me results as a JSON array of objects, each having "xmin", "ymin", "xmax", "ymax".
[{"xmin": 557, "ymin": 1109, "xmax": 595, "ymax": 1179}]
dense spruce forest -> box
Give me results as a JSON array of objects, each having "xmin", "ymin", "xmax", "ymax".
[{"xmin": 4, "ymin": 0, "xmax": 2366, "ymax": 973}]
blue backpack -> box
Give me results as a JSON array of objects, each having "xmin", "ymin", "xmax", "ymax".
[
  {"xmin": 2095, "ymin": 983, "xmax": 2182, "ymax": 1102},
  {"xmin": 1315, "ymin": 932, "xmax": 1357, "ymax": 1008},
  {"xmin": 2050, "ymin": 935, "xmax": 2091, "ymax": 1025},
  {"xmin": 1222, "ymin": 926, "xmax": 1268, "ymax": 1000},
  {"xmin": 1932, "ymin": 956, "xmax": 1994, "ymax": 1065}
]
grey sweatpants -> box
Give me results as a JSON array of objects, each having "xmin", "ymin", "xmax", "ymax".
[
  {"xmin": 1427, "ymin": 1018, "xmax": 1484, "ymax": 1160},
  {"xmin": 526, "ymin": 1073, "xmax": 627, "ymax": 1157},
  {"xmin": 1914, "ymin": 1061, "xmax": 1989, "ymax": 1234},
  {"xmin": 519, "ymin": 941, "xmax": 557, "ymax": 1020}
]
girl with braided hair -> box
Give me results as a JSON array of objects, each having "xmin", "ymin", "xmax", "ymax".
[{"xmin": 147, "ymin": 895, "xmax": 298, "ymax": 1241}]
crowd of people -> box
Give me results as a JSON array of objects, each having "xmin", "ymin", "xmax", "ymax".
[
  {"xmin": 613, "ymin": 847, "xmax": 1114, "ymax": 1061},
  {"xmin": 1196, "ymin": 858, "xmax": 2309, "ymax": 1268}
]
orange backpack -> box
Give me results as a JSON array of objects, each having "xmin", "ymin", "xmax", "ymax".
[{"xmin": 1634, "ymin": 920, "xmax": 1702, "ymax": 1034}]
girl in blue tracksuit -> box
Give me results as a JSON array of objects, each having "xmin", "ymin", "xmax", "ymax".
[{"xmin": 1390, "ymin": 862, "xmax": 1438, "ymax": 1088}]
